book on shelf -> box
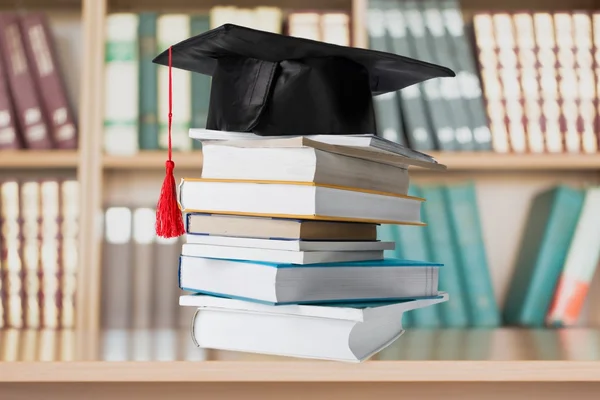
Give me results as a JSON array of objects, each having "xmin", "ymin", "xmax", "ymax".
[
  {"xmin": 0, "ymin": 12, "xmax": 77, "ymax": 151},
  {"xmin": 0, "ymin": 178, "xmax": 79, "ymax": 330}
]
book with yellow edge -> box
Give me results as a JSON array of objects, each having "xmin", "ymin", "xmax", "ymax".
[{"xmin": 178, "ymin": 178, "xmax": 426, "ymax": 225}]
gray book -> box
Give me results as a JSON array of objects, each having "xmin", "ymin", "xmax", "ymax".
[
  {"xmin": 152, "ymin": 235, "xmax": 180, "ymax": 329},
  {"xmin": 132, "ymin": 207, "xmax": 155, "ymax": 329}
]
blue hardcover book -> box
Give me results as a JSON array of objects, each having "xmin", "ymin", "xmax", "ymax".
[
  {"xmin": 421, "ymin": 185, "xmax": 469, "ymax": 327},
  {"xmin": 445, "ymin": 182, "xmax": 500, "ymax": 327},
  {"xmin": 394, "ymin": 185, "xmax": 440, "ymax": 328},
  {"xmin": 179, "ymin": 256, "xmax": 442, "ymax": 306}
]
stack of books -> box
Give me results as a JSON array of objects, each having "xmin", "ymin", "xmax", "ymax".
[{"xmin": 177, "ymin": 129, "xmax": 449, "ymax": 362}]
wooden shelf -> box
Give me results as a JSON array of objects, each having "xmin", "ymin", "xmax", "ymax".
[
  {"xmin": 102, "ymin": 151, "xmax": 600, "ymax": 172},
  {"xmin": 0, "ymin": 150, "xmax": 79, "ymax": 169},
  {"xmin": 1, "ymin": 359, "xmax": 600, "ymax": 383}
]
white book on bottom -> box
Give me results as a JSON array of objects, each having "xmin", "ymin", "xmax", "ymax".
[
  {"xmin": 180, "ymin": 293, "xmax": 448, "ymax": 362},
  {"xmin": 181, "ymin": 243, "xmax": 383, "ymax": 264},
  {"xmin": 185, "ymin": 234, "xmax": 395, "ymax": 251}
]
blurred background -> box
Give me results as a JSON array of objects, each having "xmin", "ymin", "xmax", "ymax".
[{"xmin": 2, "ymin": 0, "xmax": 600, "ymax": 368}]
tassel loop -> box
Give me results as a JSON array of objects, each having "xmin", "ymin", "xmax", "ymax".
[{"xmin": 155, "ymin": 46, "xmax": 185, "ymax": 238}]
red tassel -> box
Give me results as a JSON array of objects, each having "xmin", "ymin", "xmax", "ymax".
[{"xmin": 156, "ymin": 46, "xmax": 184, "ymax": 238}]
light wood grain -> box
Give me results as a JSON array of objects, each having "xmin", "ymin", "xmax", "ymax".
[
  {"xmin": 0, "ymin": 151, "xmax": 79, "ymax": 168},
  {"xmin": 76, "ymin": 0, "xmax": 107, "ymax": 361},
  {"xmin": 1, "ymin": 360, "xmax": 600, "ymax": 382}
]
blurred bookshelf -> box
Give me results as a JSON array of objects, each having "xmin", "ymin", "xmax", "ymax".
[{"xmin": 3, "ymin": 0, "xmax": 600, "ymax": 397}]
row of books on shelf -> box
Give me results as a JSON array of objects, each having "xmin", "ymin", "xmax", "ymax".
[
  {"xmin": 0, "ymin": 179, "xmax": 79, "ymax": 330},
  {"xmin": 0, "ymin": 13, "xmax": 78, "ymax": 151},
  {"xmin": 367, "ymin": 0, "xmax": 600, "ymax": 154},
  {"xmin": 103, "ymin": 7, "xmax": 350, "ymax": 156}
]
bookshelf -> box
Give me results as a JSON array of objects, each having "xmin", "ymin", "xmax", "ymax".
[{"xmin": 2, "ymin": 0, "xmax": 600, "ymax": 396}]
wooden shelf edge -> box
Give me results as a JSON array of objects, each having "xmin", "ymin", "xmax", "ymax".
[
  {"xmin": 2, "ymin": 361, "xmax": 600, "ymax": 383},
  {"xmin": 103, "ymin": 151, "xmax": 600, "ymax": 172},
  {"xmin": 0, "ymin": 150, "xmax": 79, "ymax": 169}
]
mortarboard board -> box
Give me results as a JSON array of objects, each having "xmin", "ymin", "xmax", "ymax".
[{"xmin": 153, "ymin": 23, "xmax": 455, "ymax": 136}]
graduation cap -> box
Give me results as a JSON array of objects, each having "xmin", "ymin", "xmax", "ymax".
[
  {"xmin": 153, "ymin": 23, "xmax": 455, "ymax": 136},
  {"xmin": 153, "ymin": 24, "xmax": 455, "ymax": 238}
]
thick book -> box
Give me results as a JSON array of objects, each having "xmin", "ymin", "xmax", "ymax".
[
  {"xmin": 201, "ymin": 144, "xmax": 410, "ymax": 195},
  {"xmin": 178, "ymin": 178, "xmax": 425, "ymax": 226},
  {"xmin": 138, "ymin": 12, "xmax": 159, "ymax": 150},
  {"xmin": 503, "ymin": 186, "xmax": 585, "ymax": 327},
  {"xmin": 181, "ymin": 244, "xmax": 383, "ymax": 264},
  {"xmin": 185, "ymin": 235, "xmax": 393, "ymax": 251},
  {"xmin": 188, "ymin": 130, "xmax": 446, "ymax": 171},
  {"xmin": 132, "ymin": 207, "xmax": 155, "ymax": 329},
  {"xmin": 60, "ymin": 179, "xmax": 79, "ymax": 328},
  {"xmin": 179, "ymin": 257, "xmax": 440, "ymax": 305},
  {"xmin": 20, "ymin": 181, "xmax": 41, "ymax": 329},
  {"xmin": 40, "ymin": 180, "xmax": 61, "ymax": 329},
  {"xmin": 0, "ymin": 13, "xmax": 52, "ymax": 149},
  {"xmin": 546, "ymin": 187, "xmax": 600, "ymax": 326},
  {"xmin": 185, "ymin": 213, "xmax": 378, "ymax": 241},
  {"xmin": 180, "ymin": 293, "xmax": 448, "ymax": 362},
  {"xmin": 19, "ymin": 13, "xmax": 78, "ymax": 149}
]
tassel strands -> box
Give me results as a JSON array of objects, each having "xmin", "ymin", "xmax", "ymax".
[{"xmin": 156, "ymin": 46, "xmax": 185, "ymax": 238}]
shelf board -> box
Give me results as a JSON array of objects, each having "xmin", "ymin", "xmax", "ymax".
[
  {"xmin": 102, "ymin": 151, "xmax": 600, "ymax": 172},
  {"xmin": 2, "ymin": 360, "xmax": 600, "ymax": 383},
  {"xmin": 0, "ymin": 150, "xmax": 79, "ymax": 169}
]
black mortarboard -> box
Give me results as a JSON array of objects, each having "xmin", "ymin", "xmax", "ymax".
[{"xmin": 153, "ymin": 24, "xmax": 455, "ymax": 136}]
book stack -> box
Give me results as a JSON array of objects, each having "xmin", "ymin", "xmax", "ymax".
[
  {"xmin": 152, "ymin": 23, "xmax": 455, "ymax": 362},
  {"xmin": 176, "ymin": 132, "xmax": 448, "ymax": 362}
]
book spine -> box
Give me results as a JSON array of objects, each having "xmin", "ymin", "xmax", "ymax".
[
  {"xmin": 555, "ymin": 13, "xmax": 580, "ymax": 153},
  {"xmin": 132, "ymin": 207, "xmax": 155, "ymax": 329},
  {"xmin": 1, "ymin": 181, "xmax": 24, "ymax": 328},
  {"xmin": 0, "ymin": 14, "xmax": 52, "ymax": 149},
  {"xmin": 20, "ymin": 181, "xmax": 42, "ymax": 329},
  {"xmin": 101, "ymin": 206, "xmax": 133, "ymax": 330},
  {"xmin": 0, "ymin": 43, "xmax": 21, "ymax": 149},
  {"xmin": 573, "ymin": 12, "xmax": 596, "ymax": 154},
  {"xmin": 503, "ymin": 186, "xmax": 585, "ymax": 326},
  {"xmin": 513, "ymin": 13, "xmax": 545, "ymax": 153},
  {"xmin": 104, "ymin": 13, "xmax": 139, "ymax": 155},
  {"xmin": 493, "ymin": 14, "xmax": 527, "ymax": 153},
  {"xmin": 40, "ymin": 180, "xmax": 61, "ymax": 328},
  {"xmin": 60, "ymin": 179, "xmax": 79, "ymax": 328},
  {"xmin": 420, "ymin": 185, "xmax": 469, "ymax": 327},
  {"xmin": 320, "ymin": 12, "xmax": 351, "ymax": 46},
  {"xmin": 534, "ymin": 13, "xmax": 563, "ymax": 153},
  {"xmin": 138, "ymin": 12, "xmax": 159, "ymax": 151},
  {"xmin": 546, "ymin": 188, "xmax": 600, "ymax": 326},
  {"xmin": 421, "ymin": 0, "xmax": 475, "ymax": 151},
  {"xmin": 445, "ymin": 182, "xmax": 500, "ymax": 327},
  {"xmin": 395, "ymin": 185, "xmax": 440, "ymax": 328},
  {"xmin": 366, "ymin": 1, "xmax": 407, "ymax": 146},
  {"xmin": 19, "ymin": 13, "xmax": 78, "ymax": 149},
  {"xmin": 153, "ymin": 236, "xmax": 180, "ymax": 329},
  {"xmin": 402, "ymin": 0, "xmax": 457, "ymax": 151},
  {"xmin": 287, "ymin": 12, "xmax": 321, "ymax": 40},
  {"xmin": 473, "ymin": 13, "xmax": 510, "ymax": 152},
  {"xmin": 157, "ymin": 14, "xmax": 191, "ymax": 152},
  {"xmin": 190, "ymin": 14, "xmax": 211, "ymax": 150},
  {"xmin": 383, "ymin": 3, "xmax": 436, "ymax": 151},
  {"xmin": 441, "ymin": 0, "xmax": 493, "ymax": 151}
]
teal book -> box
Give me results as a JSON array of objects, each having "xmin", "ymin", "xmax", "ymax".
[
  {"xmin": 445, "ymin": 182, "xmax": 500, "ymax": 327},
  {"xmin": 190, "ymin": 14, "xmax": 211, "ymax": 150},
  {"xmin": 395, "ymin": 185, "xmax": 440, "ymax": 328},
  {"xmin": 503, "ymin": 185, "xmax": 584, "ymax": 327},
  {"xmin": 421, "ymin": 185, "xmax": 469, "ymax": 327},
  {"xmin": 138, "ymin": 12, "xmax": 159, "ymax": 150}
]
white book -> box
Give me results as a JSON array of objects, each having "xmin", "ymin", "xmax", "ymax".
[
  {"xmin": 181, "ymin": 243, "xmax": 383, "ymax": 264},
  {"xmin": 158, "ymin": 14, "xmax": 191, "ymax": 151},
  {"xmin": 179, "ymin": 257, "xmax": 440, "ymax": 304},
  {"xmin": 180, "ymin": 293, "xmax": 448, "ymax": 362},
  {"xmin": 189, "ymin": 129, "xmax": 444, "ymax": 170},
  {"xmin": 185, "ymin": 234, "xmax": 394, "ymax": 251},
  {"xmin": 178, "ymin": 179, "xmax": 424, "ymax": 225},
  {"xmin": 103, "ymin": 14, "xmax": 139, "ymax": 155},
  {"xmin": 200, "ymin": 145, "xmax": 410, "ymax": 195}
]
